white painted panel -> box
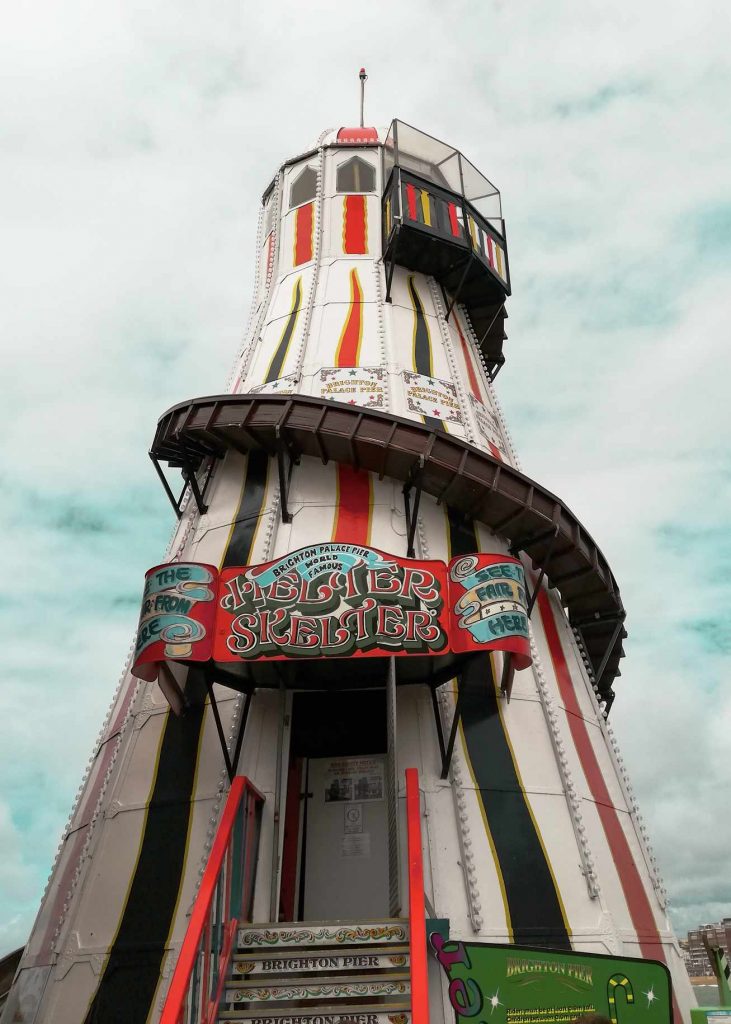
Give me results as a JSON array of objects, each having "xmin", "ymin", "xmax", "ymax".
[{"xmin": 303, "ymin": 756, "xmax": 389, "ymax": 920}]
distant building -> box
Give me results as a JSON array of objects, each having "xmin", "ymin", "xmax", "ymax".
[
  {"xmin": 686, "ymin": 918, "xmax": 731, "ymax": 976},
  {"xmin": 679, "ymin": 939, "xmax": 693, "ymax": 972}
]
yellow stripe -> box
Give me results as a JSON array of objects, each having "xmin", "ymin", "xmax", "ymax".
[{"xmin": 420, "ymin": 190, "xmax": 431, "ymax": 226}]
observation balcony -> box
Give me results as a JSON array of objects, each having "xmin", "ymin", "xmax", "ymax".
[{"xmin": 382, "ymin": 120, "xmax": 510, "ymax": 378}]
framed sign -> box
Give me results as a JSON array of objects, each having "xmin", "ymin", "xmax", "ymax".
[
  {"xmin": 431, "ymin": 934, "xmax": 672, "ymax": 1024},
  {"xmin": 132, "ymin": 563, "xmax": 217, "ymax": 682},
  {"xmin": 132, "ymin": 547, "xmax": 531, "ymax": 681},
  {"xmin": 215, "ymin": 543, "xmax": 449, "ymax": 662}
]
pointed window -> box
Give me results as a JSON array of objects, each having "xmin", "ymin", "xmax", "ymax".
[
  {"xmin": 336, "ymin": 156, "xmax": 376, "ymax": 194},
  {"xmin": 289, "ymin": 165, "xmax": 317, "ymax": 208}
]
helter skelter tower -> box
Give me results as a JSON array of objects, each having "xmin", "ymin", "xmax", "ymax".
[{"xmin": 4, "ymin": 100, "xmax": 696, "ymax": 1024}]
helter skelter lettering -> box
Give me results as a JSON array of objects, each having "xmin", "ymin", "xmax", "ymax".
[{"xmin": 218, "ymin": 544, "xmax": 447, "ymax": 659}]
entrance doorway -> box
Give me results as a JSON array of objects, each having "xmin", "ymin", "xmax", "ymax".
[{"xmin": 279, "ymin": 689, "xmax": 391, "ymax": 922}]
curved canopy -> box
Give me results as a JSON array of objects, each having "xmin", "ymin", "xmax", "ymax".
[{"xmin": 151, "ymin": 393, "xmax": 626, "ymax": 695}]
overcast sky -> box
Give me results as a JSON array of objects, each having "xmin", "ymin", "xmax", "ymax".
[{"xmin": 1, "ymin": 0, "xmax": 729, "ymax": 956}]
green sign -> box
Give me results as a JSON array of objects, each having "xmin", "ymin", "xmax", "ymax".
[{"xmin": 430, "ymin": 934, "xmax": 672, "ymax": 1024}]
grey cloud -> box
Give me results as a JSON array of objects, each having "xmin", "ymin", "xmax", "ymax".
[{"xmin": 1, "ymin": 0, "xmax": 730, "ymax": 956}]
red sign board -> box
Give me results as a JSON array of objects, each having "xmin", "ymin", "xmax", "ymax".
[
  {"xmin": 215, "ymin": 544, "xmax": 449, "ymax": 662},
  {"xmin": 448, "ymin": 552, "xmax": 532, "ymax": 669},
  {"xmin": 133, "ymin": 562, "xmax": 218, "ymax": 682},
  {"xmin": 132, "ymin": 544, "xmax": 531, "ymax": 681}
]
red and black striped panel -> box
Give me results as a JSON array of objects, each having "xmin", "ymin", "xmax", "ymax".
[
  {"xmin": 446, "ymin": 508, "xmax": 572, "ymax": 949},
  {"xmin": 265, "ymin": 278, "xmax": 302, "ymax": 383},
  {"xmin": 82, "ymin": 450, "xmax": 270, "ymax": 1024},
  {"xmin": 537, "ymin": 590, "xmax": 681, "ymax": 1021},
  {"xmin": 407, "ymin": 276, "xmax": 445, "ymax": 434}
]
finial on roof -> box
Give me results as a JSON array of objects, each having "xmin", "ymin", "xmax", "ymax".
[{"xmin": 359, "ymin": 67, "xmax": 368, "ymax": 127}]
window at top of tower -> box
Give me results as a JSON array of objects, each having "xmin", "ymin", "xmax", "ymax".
[
  {"xmin": 289, "ymin": 165, "xmax": 317, "ymax": 208},
  {"xmin": 336, "ymin": 156, "xmax": 376, "ymax": 193}
]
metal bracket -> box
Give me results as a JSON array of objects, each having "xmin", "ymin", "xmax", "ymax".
[
  {"xmin": 593, "ymin": 616, "xmax": 625, "ymax": 691},
  {"xmin": 150, "ymin": 454, "xmax": 185, "ymax": 520},
  {"xmin": 384, "ymin": 246, "xmax": 397, "ymax": 303},
  {"xmin": 276, "ymin": 445, "xmax": 294, "ymax": 524},
  {"xmin": 183, "ymin": 458, "xmax": 209, "ymax": 516},
  {"xmin": 444, "ymin": 251, "xmax": 473, "ymax": 322},
  {"xmin": 574, "ymin": 612, "xmax": 625, "ymax": 715},
  {"xmin": 510, "ymin": 524, "xmax": 560, "ymax": 618},
  {"xmin": 204, "ymin": 671, "xmax": 254, "ymax": 783},
  {"xmin": 150, "ymin": 453, "xmax": 213, "ymax": 519},
  {"xmin": 402, "ymin": 456, "xmax": 425, "ymax": 558},
  {"xmin": 499, "ymin": 653, "xmax": 516, "ymax": 702},
  {"xmin": 441, "ymin": 664, "xmax": 477, "ymax": 780},
  {"xmin": 477, "ymin": 301, "xmax": 506, "ymax": 350},
  {"xmin": 230, "ymin": 690, "xmax": 253, "ymax": 780},
  {"xmin": 430, "ymin": 685, "xmax": 447, "ymax": 769}
]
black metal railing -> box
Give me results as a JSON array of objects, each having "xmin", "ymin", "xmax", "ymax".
[{"xmin": 382, "ymin": 166, "xmax": 510, "ymax": 375}]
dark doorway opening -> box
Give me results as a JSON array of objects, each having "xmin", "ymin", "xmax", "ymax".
[{"xmin": 279, "ymin": 689, "xmax": 387, "ymax": 922}]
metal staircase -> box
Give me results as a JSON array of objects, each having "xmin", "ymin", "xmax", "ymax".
[
  {"xmin": 160, "ymin": 771, "xmax": 428, "ymax": 1024},
  {"xmin": 218, "ymin": 920, "xmax": 411, "ymax": 1023}
]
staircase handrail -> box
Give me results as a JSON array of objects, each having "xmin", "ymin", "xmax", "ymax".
[
  {"xmin": 161, "ymin": 775, "xmax": 265, "ymax": 1024},
  {"xmin": 406, "ymin": 767, "xmax": 430, "ymax": 1024}
]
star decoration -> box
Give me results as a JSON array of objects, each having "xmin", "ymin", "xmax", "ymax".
[
  {"xmin": 433, "ymin": 409, "xmax": 441, "ymax": 417},
  {"xmin": 349, "ymin": 369, "xmax": 357, "ymax": 376},
  {"xmin": 488, "ymin": 989, "xmax": 502, "ymax": 1015},
  {"xmin": 643, "ymin": 986, "xmax": 657, "ymax": 1007}
]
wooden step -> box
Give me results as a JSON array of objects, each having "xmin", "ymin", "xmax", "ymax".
[
  {"xmin": 237, "ymin": 922, "xmax": 408, "ymax": 952},
  {"xmin": 218, "ymin": 1003, "xmax": 411, "ymax": 1024},
  {"xmin": 224, "ymin": 974, "xmax": 410, "ymax": 1005},
  {"xmin": 231, "ymin": 948, "xmax": 410, "ymax": 977}
]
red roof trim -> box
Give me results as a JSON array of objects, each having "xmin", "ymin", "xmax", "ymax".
[{"xmin": 336, "ymin": 126, "xmax": 378, "ymax": 143}]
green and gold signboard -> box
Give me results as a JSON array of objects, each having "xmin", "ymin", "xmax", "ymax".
[{"xmin": 430, "ymin": 934, "xmax": 672, "ymax": 1024}]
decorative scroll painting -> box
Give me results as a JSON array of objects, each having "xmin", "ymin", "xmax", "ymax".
[
  {"xmin": 133, "ymin": 563, "xmax": 218, "ymax": 682},
  {"xmin": 132, "ymin": 546, "xmax": 531, "ymax": 679},
  {"xmin": 317, "ymin": 367, "xmax": 386, "ymax": 409},
  {"xmin": 431, "ymin": 933, "xmax": 671, "ymax": 1024},
  {"xmin": 468, "ymin": 394, "xmax": 508, "ymax": 462},
  {"xmin": 215, "ymin": 545, "xmax": 449, "ymax": 661},
  {"xmin": 449, "ymin": 554, "xmax": 531, "ymax": 668},
  {"xmin": 403, "ymin": 370, "xmax": 463, "ymax": 425},
  {"xmin": 250, "ymin": 373, "xmax": 299, "ymax": 396}
]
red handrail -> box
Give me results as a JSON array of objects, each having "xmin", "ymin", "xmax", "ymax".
[
  {"xmin": 406, "ymin": 767, "xmax": 429, "ymax": 1024},
  {"xmin": 161, "ymin": 776, "xmax": 265, "ymax": 1024}
]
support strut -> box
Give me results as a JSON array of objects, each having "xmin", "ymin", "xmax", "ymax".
[
  {"xmin": 403, "ymin": 457, "xmax": 425, "ymax": 558},
  {"xmin": 204, "ymin": 674, "xmax": 234, "ymax": 782}
]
